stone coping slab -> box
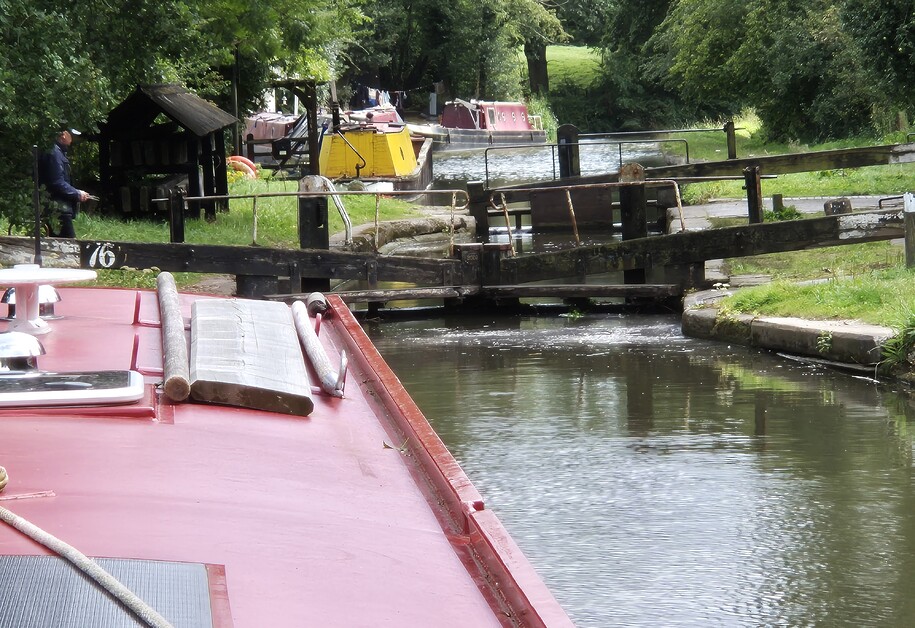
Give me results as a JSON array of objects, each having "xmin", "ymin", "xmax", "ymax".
[{"xmin": 682, "ymin": 289, "xmax": 896, "ymax": 365}]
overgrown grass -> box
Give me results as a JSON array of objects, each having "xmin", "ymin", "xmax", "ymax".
[
  {"xmin": 90, "ymin": 269, "xmax": 201, "ymax": 290},
  {"xmin": 681, "ymin": 166, "xmax": 915, "ymax": 204},
  {"xmin": 720, "ymin": 269, "xmax": 915, "ymax": 327},
  {"xmin": 718, "ymin": 241, "xmax": 915, "ymax": 328},
  {"xmin": 527, "ymin": 94, "xmax": 559, "ymax": 142},
  {"xmin": 725, "ymin": 241, "xmax": 905, "ymax": 281}
]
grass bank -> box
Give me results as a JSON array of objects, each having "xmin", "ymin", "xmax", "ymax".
[
  {"xmin": 25, "ymin": 176, "xmax": 423, "ymax": 290},
  {"xmin": 677, "ymin": 112, "xmax": 915, "ymax": 342},
  {"xmin": 720, "ymin": 267, "xmax": 915, "ymax": 328},
  {"xmin": 717, "ymin": 230, "xmax": 914, "ymax": 328}
]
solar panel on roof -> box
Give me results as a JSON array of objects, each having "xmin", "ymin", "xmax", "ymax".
[{"xmin": 0, "ymin": 556, "xmax": 215, "ymax": 627}]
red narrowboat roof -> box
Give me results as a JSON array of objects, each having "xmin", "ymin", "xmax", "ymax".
[
  {"xmin": 441, "ymin": 100, "xmax": 537, "ymax": 132},
  {"xmin": 0, "ymin": 287, "xmax": 572, "ymax": 627}
]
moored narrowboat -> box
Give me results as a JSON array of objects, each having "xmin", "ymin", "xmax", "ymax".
[{"xmin": 409, "ymin": 99, "xmax": 547, "ymax": 149}]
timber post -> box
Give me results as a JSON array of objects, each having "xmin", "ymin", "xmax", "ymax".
[
  {"xmin": 202, "ymin": 134, "xmax": 217, "ymax": 221},
  {"xmin": 453, "ymin": 243, "xmax": 483, "ymax": 287},
  {"xmin": 743, "ymin": 166, "xmax": 764, "ymax": 224},
  {"xmin": 305, "ymin": 81, "xmax": 320, "ymax": 176},
  {"xmin": 724, "ymin": 120, "xmax": 737, "ymax": 160},
  {"xmin": 450, "ymin": 243, "xmax": 485, "ymax": 311},
  {"xmin": 467, "ymin": 181, "xmax": 490, "ymax": 242},
  {"xmin": 246, "ymin": 133, "xmax": 256, "ymax": 162},
  {"xmin": 619, "ymin": 164, "xmax": 648, "ymax": 285},
  {"xmin": 905, "ymin": 193, "xmax": 915, "ymax": 268},
  {"xmin": 297, "ymin": 177, "xmax": 331, "ymax": 293},
  {"xmin": 557, "ymin": 124, "xmax": 581, "ymax": 178},
  {"xmin": 483, "ymin": 243, "xmax": 517, "ymax": 308},
  {"xmin": 482, "ymin": 243, "xmax": 513, "ymax": 286},
  {"xmin": 772, "ymin": 193, "xmax": 784, "ymax": 213},
  {"xmin": 168, "ymin": 188, "xmax": 185, "ymax": 244}
]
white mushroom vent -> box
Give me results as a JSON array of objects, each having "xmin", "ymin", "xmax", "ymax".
[{"xmin": 0, "ymin": 331, "xmax": 45, "ymax": 371}]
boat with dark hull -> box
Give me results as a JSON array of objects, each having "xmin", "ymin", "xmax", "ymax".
[
  {"xmin": 409, "ymin": 99, "xmax": 547, "ymax": 149},
  {"xmin": 0, "ymin": 267, "xmax": 572, "ymax": 627}
]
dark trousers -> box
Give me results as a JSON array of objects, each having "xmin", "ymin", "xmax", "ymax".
[
  {"xmin": 56, "ymin": 212, "xmax": 76, "ymax": 238},
  {"xmin": 46, "ymin": 209, "xmax": 76, "ymax": 239}
]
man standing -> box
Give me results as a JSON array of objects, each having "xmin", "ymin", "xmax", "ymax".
[{"xmin": 39, "ymin": 127, "xmax": 90, "ymax": 238}]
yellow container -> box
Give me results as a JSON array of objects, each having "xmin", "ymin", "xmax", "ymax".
[{"xmin": 319, "ymin": 126, "xmax": 417, "ymax": 178}]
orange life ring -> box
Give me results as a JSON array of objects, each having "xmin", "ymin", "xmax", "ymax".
[
  {"xmin": 228, "ymin": 159, "xmax": 256, "ymax": 179},
  {"xmin": 228, "ymin": 155, "xmax": 257, "ymax": 171}
]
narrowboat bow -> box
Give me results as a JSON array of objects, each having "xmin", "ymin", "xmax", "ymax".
[{"xmin": 0, "ymin": 267, "xmax": 572, "ymax": 627}]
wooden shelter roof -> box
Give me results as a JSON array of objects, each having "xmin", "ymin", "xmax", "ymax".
[{"xmin": 104, "ymin": 84, "xmax": 237, "ymax": 137}]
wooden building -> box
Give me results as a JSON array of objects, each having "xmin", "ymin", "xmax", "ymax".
[{"xmin": 98, "ymin": 84, "xmax": 237, "ymax": 218}]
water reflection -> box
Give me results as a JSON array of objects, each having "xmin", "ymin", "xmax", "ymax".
[{"xmin": 366, "ymin": 314, "xmax": 915, "ymax": 627}]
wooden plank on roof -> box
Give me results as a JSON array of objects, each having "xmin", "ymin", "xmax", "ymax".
[{"xmin": 189, "ymin": 299, "xmax": 313, "ymax": 416}]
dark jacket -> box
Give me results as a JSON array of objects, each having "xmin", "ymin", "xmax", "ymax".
[{"xmin": 39, "ymin": 142, "xmax": 81, "ymax": 215}]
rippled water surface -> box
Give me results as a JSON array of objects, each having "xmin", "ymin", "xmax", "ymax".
[
  {"xmin": 432, "ymin": 140, "xmax": 667, "ymax": 189},
  {"xmin": 366, "ymin": 314, "xmax": 915, "ymax": 627}
]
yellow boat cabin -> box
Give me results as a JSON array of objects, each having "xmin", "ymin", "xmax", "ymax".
[{"xmin": 319, "ymin": 121, "xmax": 418, "ymax": 179}]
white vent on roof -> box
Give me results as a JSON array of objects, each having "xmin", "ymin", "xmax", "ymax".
[
  {"xmin": 0, "ymin": 331, "xmax": 44, "ymax": 371},
  {"xmin": 2, "ymin": 285, "xmax": 62, "ymax": 320}
]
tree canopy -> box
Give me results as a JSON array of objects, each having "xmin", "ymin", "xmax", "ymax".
[
  {"xmin": 1, "ymin": 0, "xmax": 912, "ymax": 223},
  {"xmin": 582, "ymin": 0, "xmax": 915, "ymax": 141},
  {"xmin": 0, "ymin": 0, "xmax": 366, "ymax": 223}
]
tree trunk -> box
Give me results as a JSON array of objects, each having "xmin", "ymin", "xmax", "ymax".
[{"xmin": 524, "ymin": 41, "xmax": 549, "ymax": 95}]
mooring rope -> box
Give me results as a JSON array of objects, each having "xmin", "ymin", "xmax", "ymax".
[{"xmin": 0, "ymin": 466, "xmax": 174, "ymax": 628}]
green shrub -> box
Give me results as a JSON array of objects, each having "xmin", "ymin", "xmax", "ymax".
[{"xmin": 764, "ymin": 205, "xmax": 803, "ymax": 222}]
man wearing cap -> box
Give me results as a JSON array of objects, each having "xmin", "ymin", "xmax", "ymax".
[{"xmin": 38, "ymin": 127, "xmax": 90, "ymax": 238}]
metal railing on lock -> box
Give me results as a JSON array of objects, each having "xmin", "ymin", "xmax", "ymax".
[
  {"xmin": 173, "ymin": 188, "xmax": 470, "ymax": 252},
  {"xmin": 486, "ymin": 179, "xmax": 686, "ymax": 257}
]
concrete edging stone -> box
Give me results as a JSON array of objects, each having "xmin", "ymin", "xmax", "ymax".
[{"xmin": 682, "ymin": 289, "xmax": 896, "ymax": 366}]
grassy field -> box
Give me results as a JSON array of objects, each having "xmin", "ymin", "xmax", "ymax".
[{"xmin": 546, "ymin": 45, "xmax": 602, "ymax": 90}]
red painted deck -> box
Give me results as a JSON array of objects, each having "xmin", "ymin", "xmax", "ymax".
[{"xmin": 0, "ymin": 288, "xmax": 572, "ymax": 627}]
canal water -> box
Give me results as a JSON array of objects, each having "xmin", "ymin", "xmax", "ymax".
[
  {"xmin": 364, "ymin": 147, "xmax": 915, "ymax": 626},
  {"xmin": 432, "ymin": 139, "xmax": 667, "ymax": 189},
  {"xmin": 366, "ymin": 313, "xmax": 915, "ymax": 627}
]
